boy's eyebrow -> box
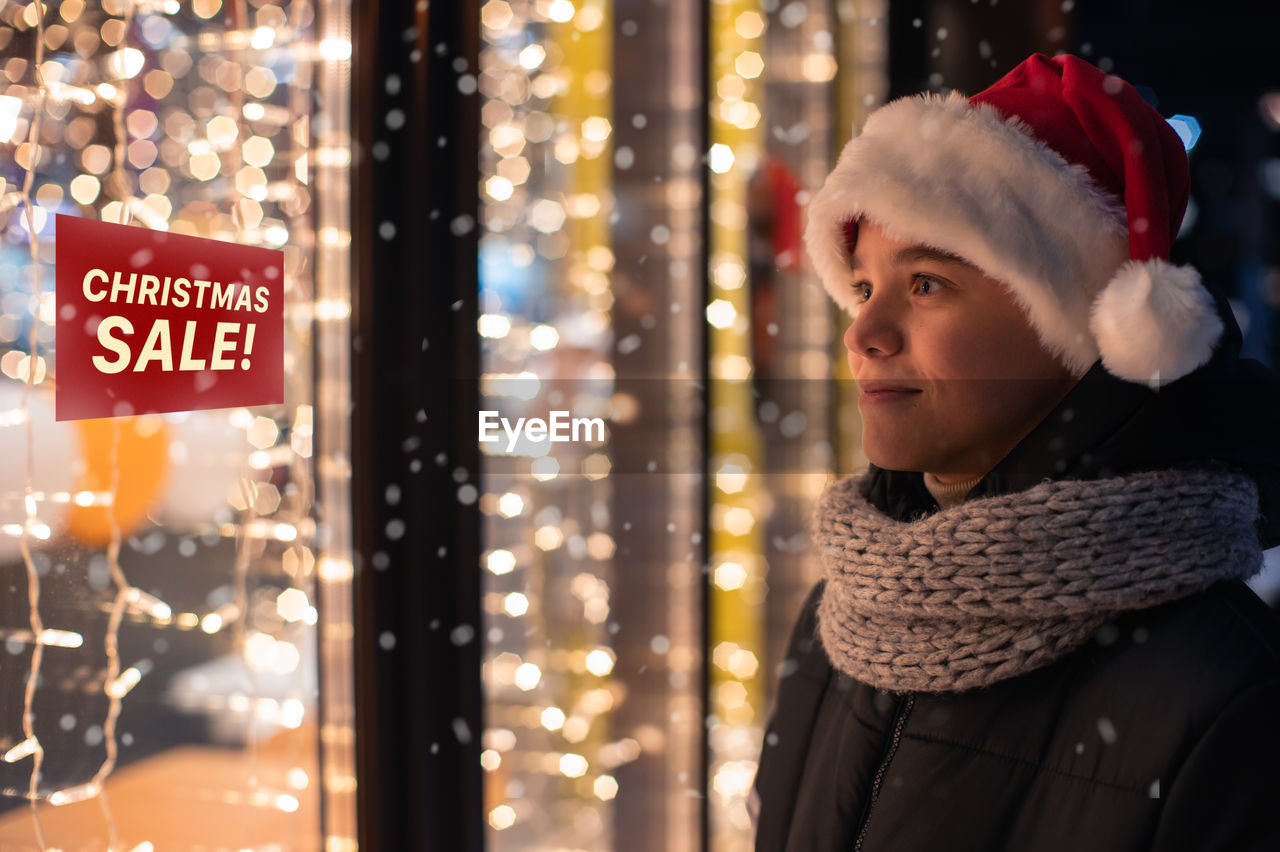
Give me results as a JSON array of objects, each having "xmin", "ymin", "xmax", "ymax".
[{"xmin": 849, "ymin": 245, "xmax": 973, "ymax": 271}]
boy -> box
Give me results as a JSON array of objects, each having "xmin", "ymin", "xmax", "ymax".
[{"xmin": 752, "ymin": 53, "xmax": 1280, "ymax": 851}]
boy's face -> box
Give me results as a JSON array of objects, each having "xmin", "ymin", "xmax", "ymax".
[{"xmin": 843, "ymin": 220, "xmax": 1081, "ymax": 481}]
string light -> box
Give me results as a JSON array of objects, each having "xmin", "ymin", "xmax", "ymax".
[
  {"xmin": 0, "ymin": 628, "xmax": 85, "ymax": 649},
  {"xmin": 3, "ymin": 738, "xmax": 38, "ymax": 764},
  {"xmin": 16, "ymin": 0, "xmax": 51, "ymax": 823}
]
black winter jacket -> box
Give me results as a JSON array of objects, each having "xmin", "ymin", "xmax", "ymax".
[{"xmin": 753, "ymin": 352, "xmax": 1280, "ymax": 852}]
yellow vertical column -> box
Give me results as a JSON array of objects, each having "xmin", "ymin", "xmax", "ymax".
[
  {"xmin": 707, "ymin": 2, "xmax": 767, "ymax": 847},
  {"xmin": 552, "ymin": 0, "xmax": 612, "ymax": 284},
  {"xmin": 547, "ymin": 0, "xmax": 617, "ymax": 837}
]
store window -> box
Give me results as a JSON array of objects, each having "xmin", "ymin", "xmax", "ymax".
[{"xmin": 0, "ymin": 1, "xmax": 354, "ymax": 849}]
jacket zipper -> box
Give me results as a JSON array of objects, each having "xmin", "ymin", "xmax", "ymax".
[{"xmin": 852, "ymin": 693, "xmax": 915, "ymax": 852}]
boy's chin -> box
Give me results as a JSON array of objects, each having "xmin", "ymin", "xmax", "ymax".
[{"xmin": 862, "ymin": 445, "xmax": 929, "ymax": 474}]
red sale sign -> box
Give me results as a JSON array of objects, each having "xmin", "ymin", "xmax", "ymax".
[{"xmin": 55, "ymin": 214, "xmax": 284, "ymax": 421}]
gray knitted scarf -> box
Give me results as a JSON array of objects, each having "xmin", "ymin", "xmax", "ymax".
[{"xmin": 815, "ymin": 467, "xmax": 1263, "ymax": 693}]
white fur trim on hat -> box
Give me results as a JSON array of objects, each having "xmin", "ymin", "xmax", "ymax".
[
  {"xmin": 1088, "ymin": 258, "xmax": 1223, "ymax": 387},
  {"xmin": 805, "ymin": 90, "xmax": 1131, "ymax": 376}
]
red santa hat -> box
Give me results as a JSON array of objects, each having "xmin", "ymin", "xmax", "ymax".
[{"xmin": 804, "ymin": 53, "xmax": 1223, "ymax": 386}]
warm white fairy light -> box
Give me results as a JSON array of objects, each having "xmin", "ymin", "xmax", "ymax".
[
  {"xmin": 0, "ymin": 95, "xmax": 21, "ymax": 143},
  {"xmin": 288, "ymin": 766, "xmax": 310, "ymax": 789},
  {"xmin": 547, "ymin": 0, "xmax": 576, "ymax": 24},
  {"xmin": 251, "ymin": 26, "xmax": 276, "ymax": 49},
  {"xmin": 561, "ymin": 715, "xmax": 590, "ymax": 743},
  {"xmin": 559, "ymin": 753, "xmax": 589, "ymax": 778},
  {"xmin": 503, "ymin": 592, "xmax": 529, "ymax": 617},
  {"xmin": 47, "ymin": 780, "xmax": 102, "ymax": 807},
  {"xmin": 277, "ymin": 588, "xmax": 311, "ymax": 622},
  {"xmin": 593, "ymin": 774, "xmax": 618, "ymax": 800},
  {"xmin": 518, "ymin": 44, "xmax": 546, "ymax": 70},
  {"xmin": 708, "ymin": 143, "xmax": 736, "ymax": 174},
  {"xmin": 735, "ymin": 51, "xmax": 764, "ymax": 78},
  {"xmin": 125, "ymin": 587, "xmax": 173, "ymax": 620},
  {"xmin": 706, "ymin": 299, "xmax": 737, "ymax": 329},
  {"xmin": 540, "ymin": 706, "xmax": 566, "ymax": 730},
  {"xmin": 726, "ymin": 648, "xmax": 758, "ymax": 679},
  {"xmin": 534, "ymin": 526, "xmax": 563, "ymax": 551},
  {"xmin": 721, "ymin": 506, "xmax": 755, "ymax": 536},
  {"xmin": 485, "ymin": 175, "xmax": 514, "ymax": 201},
  {"xmin": 489, "ymin": 804, "xmax": 517, "ymax": 830},
  {"xmin": 274, "ymin": 792, "xmax": 300, "ymax": 813},
  {"xmin": 714, "ymin": 353, "xmax": 753, "ymax": 382},
  {"xmin": 715, "ymin": 462, "xmax": 748, "ymax": 494},
  {"xmin": 0, "ymin": 352, "xmax": 48, "ymax": 383},
  {"xmin": 713, "ymin": 561, "xmax": 747, "ymax": 591},
  {"xmin": 108, "ymin": 48, "xmax": 146, "ymax": 79},
  {"xmin": 481, "ymin": 0, "xmax": 514, "ymax": 29},
  {"xmin": 581, "ymin": 116, "xmax": 612, "ymax": 142},
  {"xmin": 497, "ymin": 492, "xmax": 525, "ymax": 517},
  {"xmin": 317, "ymin": 36, "xmax": 351, "ymax": 61},
  {"xmin": 583, "ymin": 648, "xmax": 614, "ymax": 676},
  {"xmin": 711, "ymin": 760, "xmax": 755, "ymax": 798},
  {"xmin": 3, "ymin": 521, "xmax": 51, "ymax": 540},
  {"xmin": 487, "ymin": 549, "xmax": 517, "ymax": 574},
  {"xmin": 3, "ymin": 737, "xmax": 39, "ymax": 763},
  {"xmin": 280, "ymin": 698, "xmax": 306, "ymax": 729},
  {"xmin": 478, "ymin": 313, "xmax": 512, "ymax": 338},
  {"xmin": 105, "ymin": 666, "xmax": 143, "ymax": 699},
  {"xmin": 0, "ymin": 628, "xmax": 84, "ymax": 649},
  {"xmin": 735, "ymin": 11, "xmax": 765, "ymax": 38},
  {"xmin": 514, "ymin": 662, "xmax": 542, "ymax": 691}
]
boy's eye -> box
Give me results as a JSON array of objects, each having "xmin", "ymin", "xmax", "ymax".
[
  {"xmin": 852, "ymin": 276, "xmax": 942, "ymax": 302},
  {"xmin": 916, "ymin": 276, "xmax": 942, "ymax": 294}
]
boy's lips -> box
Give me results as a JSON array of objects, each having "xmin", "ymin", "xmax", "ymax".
[
  {"xmin": 857, "ymin": 382, "xmax": 923, "ymax": 403},
  {"xmin": 858, "ymin": 381, "xmax": 922, "ymax": 394}
]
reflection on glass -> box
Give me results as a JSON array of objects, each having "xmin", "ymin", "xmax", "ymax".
[
  {"xmin": 479, "ymin": 1, "xmax": 703, "ymax": 849},
  {"xmin": 479, "ymin": 2, "xmax": 619, "ymax": 847}
]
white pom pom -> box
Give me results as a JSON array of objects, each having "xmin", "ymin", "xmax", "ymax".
[{"xmin": 1088, "ymin": 259, "xmax": 1223, "ymax": 387}]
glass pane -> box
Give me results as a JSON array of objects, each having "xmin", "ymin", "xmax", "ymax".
[
  {"xmin": 479, "ymin": 1, "xmax": 705, "ymax": 849},
  {"xmin": 0, "ymin": 1, "xmax": 354, "ymax": 849},
  {"xmin": 475, "ymin": 2, "xmax": 892, "ymax": 849}
]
